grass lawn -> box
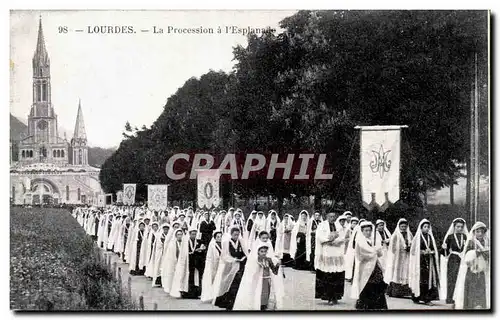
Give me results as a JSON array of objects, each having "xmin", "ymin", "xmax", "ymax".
[{"xmin": 10, "ymin": 207, "xmax": 135, "ymax": 311}]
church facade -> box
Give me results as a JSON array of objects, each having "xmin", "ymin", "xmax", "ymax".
[{"xmin": 10, "ymin": 18, "xmax": 103, "ymax": 205}]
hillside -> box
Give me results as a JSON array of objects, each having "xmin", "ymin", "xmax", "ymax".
[
  {"xmin": 10, "ymin": 113, "xmax": 115, "ymax": 167},
  {"xmin": 10, "ymin": 114, "xmax": 27, "ymax": 141}
]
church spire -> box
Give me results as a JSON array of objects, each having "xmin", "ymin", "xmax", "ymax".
[
  {"xmin": 73, "ymin": 99, "xmax": 87, "ymax": 143},
  {"xmin": 33, "ymin": 16, "xmax": 49, "ymax": 66}
]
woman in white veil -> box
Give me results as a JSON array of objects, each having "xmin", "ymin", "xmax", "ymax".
[
  {"xmin": 439, "ymin": 218, "xmax": 468, "ymax": 303},
  {"xmin": 453, "ymin": 221, "xmax": 490, "ymax": 309},
  {"xmin": 200, "ymin": 230, "xmax": 223, "ymax": 302},
  {"xmin": 265, "ymin": 210, "xmax": 280, "ymax": 249},
  {"xmin": 151, "ymin": 223, "xmax": 171, "ymax": 287},
  {"xmin": 384, "ymin": 218, "xmax": 413, "ymax": 298},
  {"xmin": 161, "ymin": 228, "xmax": 184, "ymax": 294},
  {"xmin": 345, "ymin": 219, "xmax": 365, "ymax": 281},
  {"xmin": 275, "ymin": 214, "xmax": 295, "ymax": 266},
  {"xmin": 289, "ymin": 210, "xmax": 310, "ymax": 270},
  {"xmin": 408, "ymin": 219, "xmax": 440, "ymax": 305}
]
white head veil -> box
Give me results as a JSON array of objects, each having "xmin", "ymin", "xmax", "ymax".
[
  {"xmin": 384, "ymin": 218, "xmax": 413, "ymax": 284},
  {"xmin": 453, "ymin": 221, "xmax": 490, "ymax": 309},
  {"xmin": 408, "ymin": 219, "xmax": 439, "ymax": 298}
]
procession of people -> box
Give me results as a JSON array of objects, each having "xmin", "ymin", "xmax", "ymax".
[{"xmin": 72, "ymin": 206, "xmax": 490, "ymax": 311}]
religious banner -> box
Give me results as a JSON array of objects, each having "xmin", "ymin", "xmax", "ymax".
[
  {"xmin": 148, "ymin": 184, "xmax": 169, "ymax": 211},
  {"xmin": 97, "ymin": 194, "xmax": 105, "ymax": 208},
  {"xmin": 197, "ymin": 169, "xmax": 220, "ymax": 209},
  {"xmin": 116, "ymin": 191, "xmax": 123, "ymax": 204},
  {"xmin": 358, "ymin": 125, "xmax": 405, "ymax": 211},
  {"xmin": 122, "ymin": 183, "xmax": 136, "ymax": 205}
]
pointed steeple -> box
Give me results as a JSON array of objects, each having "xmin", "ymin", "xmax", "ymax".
[
  {"xmin": 73, "ymin": 99, "xmax": 87, "ymax": 143},
  {"xmin": 33, "ymin": 16, "xmax": 49, "ymax": 66}
]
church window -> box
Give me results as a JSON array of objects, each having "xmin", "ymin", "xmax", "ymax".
[
  {"xmin": 42, "ymin": 83, "xmax": 48, "ymax": 101},
  {"xmin": 22, "ymin": 150, "xmax": 25, "ymax": 158},
  {"xmin": 12, "ymin": 186, "xmax": 15, "ymax": 199},
  {"xmin": 29, "ymin": 150, "xmax": 33, "ymax": 158},
  {"xmin": 79, "ymin": 149, "xmax": 82, "ymax": 165},
  {"xmin": 61, "ymin": 150, "xmax": 65, "ymax": 157},
  {"xmin": 53, "ymin": 150, "xmax": 56, "ymax": 158},
  {"xmin": 77, "ymin": 188, "xmax": 81, "ymax": 201},
  {"xmin": 37, "ymin": 83, "xmax": 42, "ymax": 102},
  {"xmin": 57, "ymin": 150, "xmax": 61, "ymax": 157},
  {"xmin": 66, "ymin": 186, "xmax": 69, "ymax": 201}
]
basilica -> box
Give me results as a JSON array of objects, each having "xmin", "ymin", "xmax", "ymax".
[{"xmin": 10, "ymin": 18, "xmax": 103, "ymax": 205}]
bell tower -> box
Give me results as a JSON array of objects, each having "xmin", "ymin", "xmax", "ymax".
[
  {"xmin": 28, "ymin": 17, "xmax": 58, "ymax": 145},
  {"xmin": 70, "ymin": 99, "xmax": 89, "ymax": 166}
]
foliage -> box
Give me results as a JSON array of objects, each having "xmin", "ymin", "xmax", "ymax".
[
  {"xmin": 10, "ymin": 207, "xmax": 136, "ymax": 311},
  {"xmin": 99, "ymin": 11, "xmax": 488, "ymax": 211}
]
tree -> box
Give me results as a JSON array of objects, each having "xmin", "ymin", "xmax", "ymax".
[{"xmin": 100, "ymin": 10, "xmax": 488, "ymax": 212}]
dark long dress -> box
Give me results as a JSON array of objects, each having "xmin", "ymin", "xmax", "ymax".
[
  {"xmin": 92, "ymin": 216, "xmax": 99, "ymax": 241},
  {"xmin": 347, "ymin": 230, "xmax": 359, "ymax": 282},
  {"xmin": 106, "ymin": 220, "xmax": 114, "ymax": 251},
  {"xmin": 293, "ymin": 224, "xmax": 309, "ymax": 270},
  {"xmin": 462, "ymin": 239, "xmax": 488, "ymax": 309},
  {"xmin": 131, "ymin": 230, "xmax": 146, "ymax": 275},
  {"xmin": 412, "ymin": 233, "xmax": 439, "ymax": 303},
  {"xmin": 309, "ymin": 219, "xmax": 320, "ymax": 271},
  {"xmin": 269, "ymin": 220, "xmax": 277, "ymax": 249},
  {"xmin": 247, "ymin": 219, "xmax": 254, "ymax": 234},
  {"xmin": 315, "ymin": 222, "xmax": 345, "ymax": 302},
  {"xmin": 181, "ymin": 239, "xmax": 206, "ymax": 299},
  {"xmin": 199, "ymin": 220, "xmax": 213, "ymax": 247},
  {"xmin": 443, "ymin": 233, "xmax": 466, "ymax": 303},
  {"xmin": 356, "ymin": 261, "xmax": 388, "ymax": 310},
  {"xmin": 214, "ymin": 240, "xmax": 246, "ymax": 310}
]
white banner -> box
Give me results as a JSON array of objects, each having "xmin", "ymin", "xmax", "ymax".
[
  {"xmin": 116, "ymin": 191, "xmax": 123, "ymax": 204},
  {"xmin": 197, "ymin": 169, "xmax": 220, "ymax": 209},
  {"xmin": 359, "ymin": 126, "xmax": 402, "ymax": 211},
  {"xmin": 148, "ymin": 185, "xmax": 169, "ymax": 211},
  {"xmin": 123, "ymin": 183, "xmax": 136, "ymax": 205},
  {"xmin": 97, "ymin": 194, "xmax": 105, "ymax": 208}
]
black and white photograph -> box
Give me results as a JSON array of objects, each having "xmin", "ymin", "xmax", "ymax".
[{"xmin": 8, "ymin": 8, "xmax": 490, "ymax": 312}]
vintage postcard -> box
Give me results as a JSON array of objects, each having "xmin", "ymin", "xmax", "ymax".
[{"xmin": 9, "ymin": 10, "xmax": 490, "ymax": 311}]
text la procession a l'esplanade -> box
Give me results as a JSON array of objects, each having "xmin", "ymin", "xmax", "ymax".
[{"xmin": 83, "ymin": 25, "xmax": 276, "ymax": 35}]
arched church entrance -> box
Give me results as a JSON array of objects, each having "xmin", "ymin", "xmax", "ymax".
[{"xmin": 29, "ymin": 179, "xmax": 60, "ymax": 205}]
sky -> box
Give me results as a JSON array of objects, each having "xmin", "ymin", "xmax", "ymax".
[{"xmin": 10, "ymin": 10, "xmax": 296, "ymax": 148}]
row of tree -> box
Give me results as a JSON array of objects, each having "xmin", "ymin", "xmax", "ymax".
[{"xmin": 99, "ymin": 10, "xmax": 488, "ymax": 211}]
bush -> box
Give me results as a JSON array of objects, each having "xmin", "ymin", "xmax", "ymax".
[{"xmin": 10, "ymin": 207, "xmax": 136, "ymax": 311}]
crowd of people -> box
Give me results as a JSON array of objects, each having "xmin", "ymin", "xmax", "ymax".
[{"xmin": 72, "ymin": 206, "xmax": 490, "ymax": 310}]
